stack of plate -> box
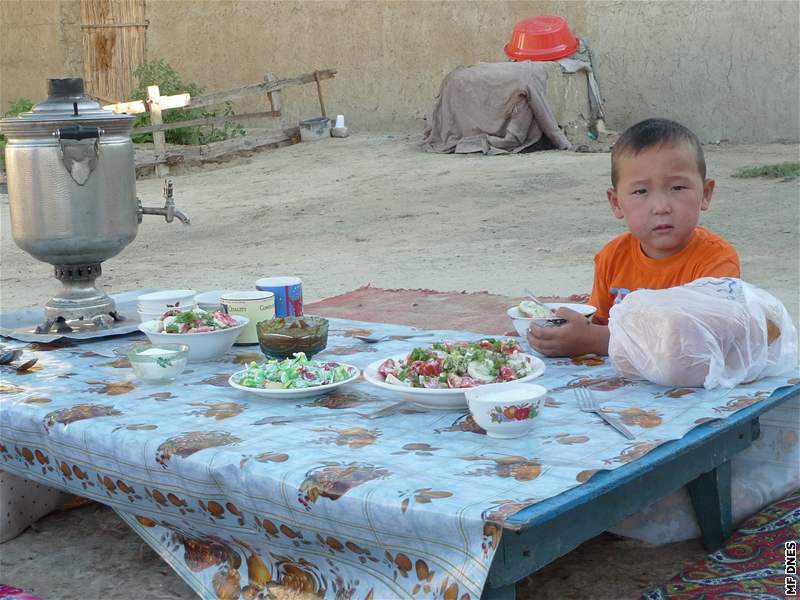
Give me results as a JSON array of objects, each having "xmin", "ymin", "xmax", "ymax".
[{"xmin": 137, "ymin": 289, "xmax": 196, "ymax": 322}]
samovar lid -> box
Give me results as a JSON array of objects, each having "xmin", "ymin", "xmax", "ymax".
[{"xmin": 0, "ymin": 78, "xmax": 133, "ymax": 136}]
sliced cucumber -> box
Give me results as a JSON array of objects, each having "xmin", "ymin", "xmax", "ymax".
[{"xmin": 467, "ymin": 359, "xmax": 496, "ymax": 383}]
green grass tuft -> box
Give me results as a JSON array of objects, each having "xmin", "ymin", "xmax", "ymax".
[
  {"xmin": 0, "ymin": 98, "xmax": 35, "ymax": 170},
  {"xmin": 130, "ymin": 59, "xmax": 245, "ymax": 145},
  {"xmin": 732, "ymin": 162, "xmax": 800, "ymax": 181}
]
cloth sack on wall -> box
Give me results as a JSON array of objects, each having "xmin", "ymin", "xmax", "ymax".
[
  {"xmin": 422, "ymin": 61, "xmax": 572, "ymax": 155},
  {"xmin": 608, "ymin": 278, "xmax": 797, "ymax": 389}
]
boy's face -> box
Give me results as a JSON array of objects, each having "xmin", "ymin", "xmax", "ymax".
[{"xmin": 607, "ymin": 143, "xmax": 714, "ymax": 260}]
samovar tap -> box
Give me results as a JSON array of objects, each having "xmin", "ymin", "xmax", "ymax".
[{"xmin": 137, "ymin": 178, "xmax": 191, "ymax": 225}]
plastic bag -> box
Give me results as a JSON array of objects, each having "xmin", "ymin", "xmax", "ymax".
[{"xmin": 608, "ymin": 278, "xmax": 798, "ymax": 389}]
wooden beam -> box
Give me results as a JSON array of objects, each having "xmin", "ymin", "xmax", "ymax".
[
  {"xmin": 147, "ymin": 85, "xmax": 168, "ymax": 178},
  {"xmin": 134, "ymin": 127, "xmax": 300, "ymax": 168},
  {"xmin": 197, "ymin": 127, "xmax": 299, "ymax": 160},
  {"xmin": 188, "ymin": 69, "xmax": 336, "ymax": 110},
  {"xmin": 104, "ymin": 93, "xmax": 190, "ymax": 115},
  {"xmin": 133, "ymin": 110, "xmax": 279, "ymax": 134},
  {"xmin": 265, "ymin": 73, "xmax": 282, "ymax": 116},
  {"xmin": 105, "ymin": 69, "xmax": 334, "ymax": 115},
  {"xmin": 314, "ymin": 70, "xmax": 327, "ymax": 118},
  {"xmin": 105, "ymin": 99, "xmax": 146, "ymax": 114}
]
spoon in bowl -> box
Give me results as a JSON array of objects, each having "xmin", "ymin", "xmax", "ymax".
[{"xmin": 523, "ymin": 289, "xmax": 556, "ymax": 315}]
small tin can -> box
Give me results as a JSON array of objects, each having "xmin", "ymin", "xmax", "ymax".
[
  {"xmin": 221, "ymin": 291, "xmax": 275, "ymax": 344},
  {"xmin": 255, "ymin": 276, "xmax": 303, "ymax": 317}
]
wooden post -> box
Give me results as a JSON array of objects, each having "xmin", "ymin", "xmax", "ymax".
[
  {"xmin": 313, "ymin": 70, "xmax": 327, "ymax": 119},
  {"xmin": 687, "ymin": 461, "xmax": 733, "ymax": 551},
  {"xmin": 265, "ymin": 73, "xmax": 282, "ymax": 116},
  {"xmin": 147, "ymin": 85, "xmax": 168, "ymax": 177}
]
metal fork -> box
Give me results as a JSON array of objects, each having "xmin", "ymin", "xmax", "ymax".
[{"xmin": 574, "ymin": 387, "xmax": 636, "ymax": 440}]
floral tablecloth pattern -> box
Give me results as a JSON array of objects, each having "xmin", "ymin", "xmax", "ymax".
[{"xmin": 1, "ymin": 318, "xmax": 796, "ymax": 600}]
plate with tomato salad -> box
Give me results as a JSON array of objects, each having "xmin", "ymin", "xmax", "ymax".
[{"xmin": 362, "ymin": 339, "xmax": 545, "ymax": 410}]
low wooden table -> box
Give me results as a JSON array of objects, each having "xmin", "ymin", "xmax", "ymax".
[
  {"xmin": 2, "ymin": 288, "xmax": 796, "ymax": 600},
  {"xmin": 482, "ymin": 384, "xmax": 799, "ymax": 599}
]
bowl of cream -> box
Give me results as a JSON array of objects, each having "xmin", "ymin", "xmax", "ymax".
[{"xmin": 127, "ymin": 343, "xmax": 189, "ymax": 383}]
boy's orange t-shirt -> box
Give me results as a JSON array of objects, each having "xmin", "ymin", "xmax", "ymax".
[{"xmin": 588, "ymin": 226, "xmax": 740, "ymax": 325}]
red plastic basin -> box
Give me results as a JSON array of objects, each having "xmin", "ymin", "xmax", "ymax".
[{"xmin": 504, "ymin": 15, "xmax": 579, "ymax": 62}]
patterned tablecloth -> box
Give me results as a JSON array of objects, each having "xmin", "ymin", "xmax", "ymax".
[{"xmin": 0, "ymin": 318, "xmax": 795, "ymax": 600}]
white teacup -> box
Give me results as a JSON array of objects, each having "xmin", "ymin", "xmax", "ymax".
[
  {"xmin": 465, "ymin": 382, "xmax": 547, "ymax": 439},
  {"xmin": 138, "ymin": 289, "xmax": 196, "ymax": 312}
]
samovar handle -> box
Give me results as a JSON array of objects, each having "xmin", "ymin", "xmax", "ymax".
[
  {"xmin": 56, "ymin": 125, "xmax": 103, "ymax": 141},
  {"xmin": 53, "ymin": 125, "xmax": 104, "ymax": 186}
]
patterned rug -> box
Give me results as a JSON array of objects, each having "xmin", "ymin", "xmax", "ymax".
[
  {"xmin": 643, "ymin": 488, "xmax": 800, "ymax": 599},
  {"xmin": 306, "ymin": 285, "xmax": 588, "ymax": 334},
  {"xmin": 0, "ymin": 585, "xmax": 42, "ymax": 600}
]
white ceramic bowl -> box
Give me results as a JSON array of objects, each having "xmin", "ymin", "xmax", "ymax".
[
  {"xmin": 465, "ymin": 382, "xmax": 547, "ymax": 439},
  {"xmin": 137, "ymin": 289, "xmax": 196, "ymax": 312},
  {"xmin": 137, "ymin": 308, "xmax": 172, "ymax": 322},
  {"xmin": 507, "ymin": 303, "xmax": 597, "ymax": 337},
  {"xmin": 137, "ymin": 303, "xmax": 200, "ymax": 324},
  {"xmin": 127, "ymin": 342, "xmax": 190, "ymax": 383},
  {"xmin": 195, "ymin": 290, "xmax": 236, "ymax": 312},
  {"xmin": 138, "ymin": 316, "xmax": 249, "ymax": 362},
  {"xmin": 136, "ymin": 310, "xmax": 164, "ymax": 323}
]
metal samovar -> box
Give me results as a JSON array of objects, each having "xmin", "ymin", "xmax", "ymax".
[{"xmin": 0, "ymin": 78, "xmax": 189, "ymax": 334}]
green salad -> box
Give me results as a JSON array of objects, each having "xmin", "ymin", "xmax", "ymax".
[
  {"xmin": 377, "ymin": 339, "xmax": 532, "ymax": 389},
  {"xmin": 234, "ymin": 353, "xmax": 355, "ymax": 389}
]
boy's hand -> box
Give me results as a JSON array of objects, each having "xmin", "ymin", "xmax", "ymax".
[{"xmin": 526, "ymin": 308, "xmax": 609, "ymax": 357}]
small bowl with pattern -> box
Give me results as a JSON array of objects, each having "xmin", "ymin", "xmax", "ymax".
[
  {"xmin": 256, "ymin": 316, "xmax": 329, "ymax": 360},
  {"xmin": 465, "ymin": 382, "xmax": 547, "ymax": 439},
  {"xmin": 127, "ymin": 342, "xmax": 190, "ymax": 383}
]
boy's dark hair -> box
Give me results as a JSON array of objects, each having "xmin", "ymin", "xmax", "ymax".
[{"xmin": 611, "ymin": 118, "xmax": 706, "ymax": 188}]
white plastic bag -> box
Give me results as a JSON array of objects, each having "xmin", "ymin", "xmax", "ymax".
[{"xmin": 608, "ymin": 278, "xmax": 798, "ymax": 389}]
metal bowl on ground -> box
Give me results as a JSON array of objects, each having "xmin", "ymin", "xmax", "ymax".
[{"xmin": 256, "ymin": 316, "xmax": 329, "ymax": 359}]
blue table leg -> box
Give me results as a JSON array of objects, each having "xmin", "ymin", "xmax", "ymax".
[
  {"xmin": 481, "ymin": 583, "xmax": 516, "ymax": 600},
  {"xmin": 687, "ymin": 459, "xmax": 732, "ymax": 551}
]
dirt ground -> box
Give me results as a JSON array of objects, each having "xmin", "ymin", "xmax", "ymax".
[{"xmin": 1, "ymin": 133, "xmax": 798, "ymax": 599}]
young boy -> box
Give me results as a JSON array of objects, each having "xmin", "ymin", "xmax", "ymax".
[{"xmin": 528, "ymin": 118, "xmax": 740, "ymax": 357}]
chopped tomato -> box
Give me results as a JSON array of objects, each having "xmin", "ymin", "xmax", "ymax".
[
  {"xmin": 457, "ymin": 376, "xmax": 479, "ymax": 388},
  {"xmin": 498, "ymin": 365, "xmax": 516, "ymax": 381},
  {"xmin": 420, "ymin": 358, "xmax": 442, "ymax": 377},
  {"xmin": 500, "ymin": 340, "xmax": 523, "ymax": 354},
  {"xmin": 378, "ymin": 359, "xmax": 397, "ymax": 378},
  {"xmin": 409, "ymin": 360, "xmax": 427, "ymax": 376}
]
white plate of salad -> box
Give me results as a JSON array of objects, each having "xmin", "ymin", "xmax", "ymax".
[
  {"xmin": 363, "ymin": 339, "xmax": 545, "ymax": 410},
  {"xmin": 228, "ymin": 353, "xmax": 360, "ymax": 399}
]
